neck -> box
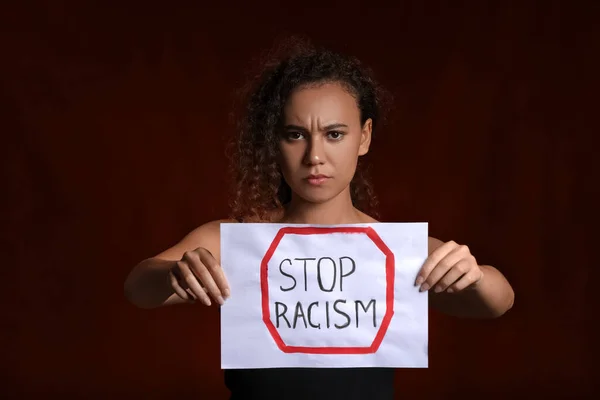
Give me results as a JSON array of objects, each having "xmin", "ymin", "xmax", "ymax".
[{"xmin": 280, "ymin": 187, "xmax": 363, "ymax": 225}]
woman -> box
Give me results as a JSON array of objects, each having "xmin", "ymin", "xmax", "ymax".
[{"xmin": 124, "ymin": 40, "xmax": 515, "ymax": 399}]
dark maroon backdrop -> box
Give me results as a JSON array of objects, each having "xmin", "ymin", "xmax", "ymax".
[{"xmin": 1, "ymin": 1, "xmax": 597, "ymax": 398}]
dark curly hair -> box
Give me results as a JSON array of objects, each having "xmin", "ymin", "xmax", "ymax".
[{"xmin": 228, "ymin": 38, "xmax": 391, "ymax": 222}]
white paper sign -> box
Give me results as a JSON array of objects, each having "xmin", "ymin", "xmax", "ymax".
[{"xmin": 220, "ymin": 223, "xmax": 428, "ymax": 369}]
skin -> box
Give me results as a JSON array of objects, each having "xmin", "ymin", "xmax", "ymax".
[
  {"xmin": 277, "ymin": 82, "xmax": 374, "ymax": 225},
  {"xmin": 125, "ymin": 81, "xmax": 514, "ymax": 318}
]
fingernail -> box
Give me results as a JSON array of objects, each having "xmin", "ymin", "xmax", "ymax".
[
  {"xmin": 415, "ymin": 277, "xmax": 424, "ymax": 286},
  {"xmin": 223, "ymin": 289, "xmax": 230, "ymax": 298},
  {"xmin": 217, "ymin": 296, "xmax": 225, "ymax": 305},
  {"xmin": 434, "ymin": 286, "xmax": 443, "ymax": 293},
  {"xmin": 419, "ymin": 283, "xmax": 430, "ymax": 292},
  {"xmin": 205, "ymin": 299, "xmax": 212, "ymax": 306},
  {"xmin": 446, "ymin": 288, "xmax": 454, "ymax": 293}
]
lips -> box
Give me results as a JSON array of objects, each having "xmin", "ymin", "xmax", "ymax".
[{"xmin": 305, "ymin": 174, "xmax": 330, "ymax": 186}]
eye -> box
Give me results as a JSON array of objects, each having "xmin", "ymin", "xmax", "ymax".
[
  {"xmin": 284, "ymin": 131, "xmax": 305, "ymax": 141},
  {"xmin": 327, "ymin": 131, "xmax": 344, "ymax": 140}
]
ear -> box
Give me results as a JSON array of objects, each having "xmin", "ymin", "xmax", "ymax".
[{"xmin": 358, "ymin": 118, "xmax": 373, "ymax": 156}]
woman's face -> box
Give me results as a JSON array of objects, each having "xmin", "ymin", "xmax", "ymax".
[{"xmin": 278, "ymin": 82, "xmax": 372, "ymax": 205}]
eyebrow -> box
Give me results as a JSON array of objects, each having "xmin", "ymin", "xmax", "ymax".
[{"xmin": 284, "ymin": 123, "xmax": 348, "ymax": 131}]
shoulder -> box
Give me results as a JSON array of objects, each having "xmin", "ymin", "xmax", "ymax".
[
  {"xmin": 186, "ymin": 218, "xmax": 239, "ymax": 242},
  {"xmin": 361, "ymin": 212, "xmax": 444, "ymax": 253},
  {"xmin": 181, "ymin": 218, "xmax": 238, "ymax": 240},
  {"xmin": 194, "ymin": 218, "xmax": 238, "ymax": 235},
  {"xmin": 154, "ymin": 218, "xmax": 238, "ymax": 263},
  {"xmin": 361, "ymin": 212, "xmax": 444, "ymax": 252},
  {"xmin": 357, "ymin": 210, "xmax": 379, "ymax": 223}
]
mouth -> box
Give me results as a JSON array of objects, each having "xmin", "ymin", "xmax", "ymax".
[{"xmin": 304, "ymin": 174, "xmax": 330, "ymax": 186}]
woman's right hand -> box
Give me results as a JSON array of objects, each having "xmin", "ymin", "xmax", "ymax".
[{"xmin": 168, "ymin": 247, "xmax": 230, "ymax": 306}]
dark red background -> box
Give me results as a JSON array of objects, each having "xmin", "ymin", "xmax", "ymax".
[{"xmin": 1, "ymin": 1, "xmax": 597, "ymax": 398}]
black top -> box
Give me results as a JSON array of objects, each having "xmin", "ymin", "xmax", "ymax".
[{"xmin": 224, "ymin": 367, "xmax": 395, "ymax": 400}]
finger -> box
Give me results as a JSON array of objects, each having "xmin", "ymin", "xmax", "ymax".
[
  {"xmin": 179, "ymin": 279, "xmax": 205, "ymax": 301},
  {"xmin": 447, "ymin": 268, "xmax": 483, "ymax": 293},
  {"xmin": 421, "ymin": 245, "xmax": 471, "ymax": 292},
  {"xmin": 198, "ymin": 248, "xmax": 230, "ymax": 298},
  {"xmin": 416, "ymin": 241, "xmax": 458, "ymax": 286},
  {"xmin": 168, "ymin": 268, "xmax": 195, "ymax": 302},
  {"xmin": 184, "ymin": 251, "xmax": 225, "ymax": 305},
  {"xmin": 432, "ymin": 258, "xmax": 472, "ymax": 293},
  {"xmin": 177, "ymin": 260, "xmax": 213, "ymax": 306}
]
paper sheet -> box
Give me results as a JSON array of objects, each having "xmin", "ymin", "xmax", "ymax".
[{"xmin": 220, "ymin": 223, "xmax": 428, "ymax": 369}]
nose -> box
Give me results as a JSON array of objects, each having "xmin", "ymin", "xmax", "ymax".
[{"xmin": 303, "ymin": 136, "xmax": 325, "ymax": 166}]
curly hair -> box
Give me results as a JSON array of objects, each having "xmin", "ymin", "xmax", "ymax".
[{"xmin": 227, "ymin": 38, "xmax": 392, "ymax": 222}]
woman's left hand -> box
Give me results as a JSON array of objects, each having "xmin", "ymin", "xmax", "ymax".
[{"xmin": 415, "ymin": 241, "xmax": 484, "ymax": 294}]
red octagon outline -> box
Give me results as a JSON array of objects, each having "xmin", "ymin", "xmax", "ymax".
[{"xmin": 260, "ymin": 226, "xmax": 395, "ymax": 354}]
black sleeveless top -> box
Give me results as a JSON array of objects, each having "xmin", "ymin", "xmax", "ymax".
[{"xmin": 224, "ymin": 367, "xmax": 395, "ymax": 400}]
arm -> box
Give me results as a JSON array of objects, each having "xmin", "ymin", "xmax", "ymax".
[
  {"xmin": 123, "ymin": 219, "xmax": 230, "ymax": 309},
  {"xmin": 124, "ymin": 257, "xmax": 181, "ymax": 309},
  {"xmin": 425, "ymin": 237, "xmax": 515, "ymax": 318}
]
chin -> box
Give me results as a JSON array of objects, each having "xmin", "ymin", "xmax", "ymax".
[
  {"xmin": 299, "ymin": 193, "xmax": 333, "ymax": 204},
  {"xmin": 291, "ymin": 186, "xmax": 341, "ymax": 205}
]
